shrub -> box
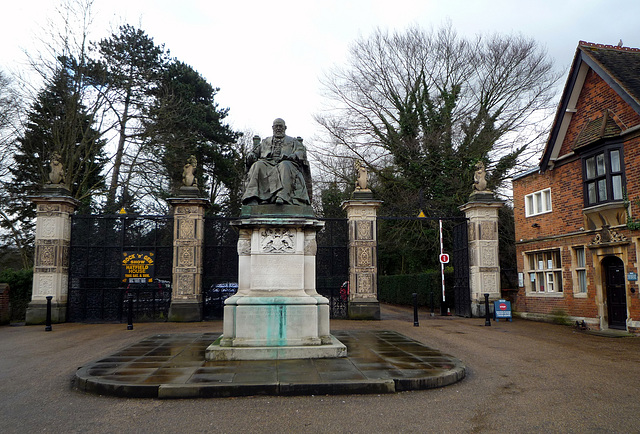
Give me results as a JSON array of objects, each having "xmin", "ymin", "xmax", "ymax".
[
  {"xmin": 0, "ymin": 268, "xmax": 33, "ymax": 322},
  {"xmin": 378, "ymin": 270, "xmax": 453, "ymax": 308}
]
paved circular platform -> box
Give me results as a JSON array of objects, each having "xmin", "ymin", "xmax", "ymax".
[{"xmin": 74, "ymin": 330, "xmax": 466, "ymax": 398}]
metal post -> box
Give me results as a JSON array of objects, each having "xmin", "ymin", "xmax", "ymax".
[
  {"xmin": 430, "ymin": 291, "xmax": 435, "ymax": 317},
  {"xmin": 484, "ymin": 293, "xmax": 491, "ymax": 326},
  {"xmin": 412, "ymin": 293, "xmax": 419, "ymax": 327},
  {"xmin": 127, "ymin": 293, "xmax": 134, "ymax": 330},
  {"xmin": 45, "ymin": 296, "xmax": 52, "ymax": 331}
]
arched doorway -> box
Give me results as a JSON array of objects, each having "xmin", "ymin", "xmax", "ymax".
[{"xmin": 602, "ymin": 256, "xmax": 627, "ymax": 330}]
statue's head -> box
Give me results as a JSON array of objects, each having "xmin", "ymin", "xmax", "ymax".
[{"xmin": 272, "ymin": 118, "xmax": 286, "ymax": 138}]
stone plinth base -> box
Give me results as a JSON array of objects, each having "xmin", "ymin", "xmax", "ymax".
[
  {"xmin": 25, "ymin": 300, "xmax": 66, "ymax": 325},
  {"xmin": 348, "ymin": 300, "xmax": 380, "ymax": 320},
  {"xmin": 213, "ymin": 215, "xmax": 347, "ymax": 360},
  {"xmin": 168, "ymin": 301, "xmax": 202, "ymax": 322},
  {"xmin": 206, "ymin": 335, "xmax": 347, "ymax": 361}
]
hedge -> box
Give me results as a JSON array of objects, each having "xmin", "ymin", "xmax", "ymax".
[
  {"xmin": 378, "ymin": 270, "xmax": 454, "ymax": 307},
  {"xmin": 0, "ymin": 268, "xmax": 33, "ymax": 322}
]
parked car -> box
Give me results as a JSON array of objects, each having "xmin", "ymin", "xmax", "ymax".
[{"xmin": 207, "ymin": 282, "xmax": 238, "ymax": 303}]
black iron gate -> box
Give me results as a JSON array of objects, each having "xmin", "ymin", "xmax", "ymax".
[
  {"xmin": 67, "ymin": 215, "xmax": 173, "ymax": 322},
  {"xmin": 316, "ymin": 219, "xmax": 349, "ymax": 319},
  {"xmin": 202, "ymin": 217, "xmax": 349, "ymax": 319},
  {"xmin": 202, "ymin": 217, "xmax": 238, "ymax": 319},
  {"xmin": 377, "ymin": 216, "xmax": 469, "ymax": 316},
  {"xmin": 452, "ymin": 220, "xmax": 471, "ymax": 317}
]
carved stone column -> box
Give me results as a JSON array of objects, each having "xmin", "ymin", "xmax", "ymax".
[
  {"xmin": 459, "ymin": 192, "xmax": 504, "ymax": 317},
  {"xmin": 167, "ymin": 197, "xmax": 208, "ymax": 321},
  {"xmin": 26, "ymin": 191, "xmax": 79, "ymax": 324},
  {"xmin": 342, "ymin": 198, "xmax": 383, "ymax": 320}
]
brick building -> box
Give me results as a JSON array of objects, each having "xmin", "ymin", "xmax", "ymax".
[{"xmin": 512, "ymin": 41, "xmax": 640, "ymax": 334}]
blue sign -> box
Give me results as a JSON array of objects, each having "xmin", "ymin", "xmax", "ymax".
[
  {"xmin": 628, "ymin": 272, "xmax": 638, "ymax": 282},
  {"xmin": 494, "ymin": 299, "xmax": 512, "ymax": 322}
]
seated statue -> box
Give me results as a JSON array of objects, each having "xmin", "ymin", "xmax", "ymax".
[{"xmin": 242, "ymin": 118, "xmax": 311, "ymax": 206}]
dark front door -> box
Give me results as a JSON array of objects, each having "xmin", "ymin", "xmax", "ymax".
[{"xmin": 604, "ymin": 257, "xmax": 627, "ymax": 330}]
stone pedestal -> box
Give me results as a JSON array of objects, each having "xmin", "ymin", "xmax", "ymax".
[
  {"xmin": 26, "ymin": 189, "xmax": 79, "ymax": 324},
  {"xmin": 459, "ymin": 192, "xmax": 503, "ymax": 317},
  {"xmin": 342, "ymin": 196, "xmax": 382, "ymax": 320},
  {"xmin": 167, "ymin": 197, "xmax": 208, "ymax": 322},
  {"xmin": 206, "ymin": 209, "xmax": 346, "ymax": 360}
]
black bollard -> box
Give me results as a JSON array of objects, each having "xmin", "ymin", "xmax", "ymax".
[
  {"xmin": 127, "ymin": 293, "xmax": 134, "ymax": 330},
  {"xmin": 484, "ymin": 293, "xmax": 491, "ymax": 326},
  {"xmin": 45, "ymin": 296, "xmax": 52, "ymax": 332},
  {"xmin": 430, "ymin": 292, "xmax": 435, "ymax": 317},
  {"xmin": 412, "ymin": 293, "xmax": 419, "ymax": 327}
]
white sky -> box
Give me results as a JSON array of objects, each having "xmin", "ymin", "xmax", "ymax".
[{"xmin": 2, "ymin": 0, "xmax": 640, "ymax": 142}]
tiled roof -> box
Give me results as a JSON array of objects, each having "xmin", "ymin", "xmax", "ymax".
[
  {"xmin": 579, "ymin": 41, "xmax": 640, "ymax": 106},
  {"xmin": 573, "ymin": 110, "xmax": 623, "ymax": 150}
]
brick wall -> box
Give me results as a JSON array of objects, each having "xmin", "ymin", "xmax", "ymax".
[
  {"xmin": 512, "ymin": 59, "xmax": 640, "ymax": 331},
  {"xmin": 559, "ymin": 69, "xmax": 640, "ymax": 156}
]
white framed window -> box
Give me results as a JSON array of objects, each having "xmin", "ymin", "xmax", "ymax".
[
  {"xmin": 525, "ymin": 249, "xmax": 562, "ymax": 293},
  {"xmin": 574, "ymin": 246, "xmax": 587, "ymax": 294},
  {"xmin": 525, "ymin": 188, "xmax": 552, "ymax": 217}
]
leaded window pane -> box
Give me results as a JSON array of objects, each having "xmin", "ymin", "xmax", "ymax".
[
  {"xmin": 576, "ymin": 248, "xmax": 585, "ymax": 268},
  {"xmin": 578, "ymin": 270, "xmax": 587, "ymax": 293},
  {"xmin": 596, "ymin": 153, "xmax": 606, "ymax": 176},
  {"xmin": 598, "ymin": 179, "xmax": 607, "ymax": 201},
  {"xmin": 586, "ymin": 157, "xmax": 595, "ymax": 179},
  {"xmin": 610, "ymin": 150, "xmax": 621, "ymax": 172},
  {"xmin": 588, "ymin": 182, "xmax": 597, "ymax": 204},
  {"xmin": 612, "ymin": 175, "xmax": 623, "ymax": 200}
]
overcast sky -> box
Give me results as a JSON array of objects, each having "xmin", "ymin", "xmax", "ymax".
[{"xmin": 2, "ymin": 0, "xmax": 640, "ymax": 141}]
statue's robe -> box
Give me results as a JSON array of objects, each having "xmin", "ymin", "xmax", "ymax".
[{"xmin": 242, "ymin": 135, "xmax": 311, "ymax": 205}]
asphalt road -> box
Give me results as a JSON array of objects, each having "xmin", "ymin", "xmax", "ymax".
[{"xmin": 1, "ymin": 304, "xmax": 639, "ymax": 433}]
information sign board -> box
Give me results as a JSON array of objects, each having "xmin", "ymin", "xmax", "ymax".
[
  {"xmin": 122, "ymin": 251, "xmax": 155, "ymax": 284},
  {"xmin": 493, "ymin": 299, "xmax": 512, "ymax": 322}
]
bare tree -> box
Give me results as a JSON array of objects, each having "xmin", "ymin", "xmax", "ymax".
[{"xmin": 315, "ymin": 24, "xmax": 560, "ymax": 215}]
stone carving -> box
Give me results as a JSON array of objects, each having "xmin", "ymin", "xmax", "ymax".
[
  {"xmin": 39, "ymin": 217, "xmax": 57, "ymax": 239},
  {"xmin": 591, "ymin": 225, "xmax": 628, "ymax": 245},
  {"xmin": 178, "ymin": 247, "xmax": 194, "ymax": 267},
  {"xmin": 175, "ymin": 205, "xmax": 200, "ymax": 214},
  {"xmin": 480, "ymin": 221, "xmax": 496, "ymax": 240},
  {"xmin": 356, "ymin": 221, "xmax": 372, "ymax": 240},
  {"xmin": 482, "ymin": 273, "xmax": 498, "ymax": 293},
  {"xmin": 177, "ymin": 274, "xmax": 194, "ymax": 295},
  {"xmin": 182, "ymin": 155, "xmax": 197, "ymax": 187},
  {"xmin": 473, "ymin": 161, "xmax": 490, "ymax": 192},
  {"xmin": 481, "ymin": 246, "xmax": 496, "ymax": 267},
  {"xmin": 357, "ymin": 246, "xmax": 372, "ymax": 267},
  {"xmin": 36, "ymin": 274, "xmax": 54, "ymax": 296},
  {"xmin": 38, "ymin": 245, "xmax": 56, "ymax": 267},
  {"xmin": 242, "ymin": 118, "xmax": 311, "ymax": 206},
  {"xmin": 48, "ymin": 152, "xmax": 65, "ymax": 185},
  {"xmin": 260, "ymin": 228, "xmax": 295, "ymax": 253},
  {"xmin": 357, "ymin": 273, "xmax": 373, "ymax": 293},
  {"xmin": 179, "ymin": 219, "xmax": 195, "ymax": 239},
  {"xmin": 38, "ymin": 204, "xmax": 61, "ymax": 213},
  {"xmin": 348, "ymin": 207, "xmax": 376, "ymax": 217},
  {"xmin": 355, "ymin": 160, "xmax": 369, "ymax": 191}
]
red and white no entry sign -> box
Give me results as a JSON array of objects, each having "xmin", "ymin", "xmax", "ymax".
[{"xmin": 439, "ymin": 253, "xmax": 450, "ymax": 264}]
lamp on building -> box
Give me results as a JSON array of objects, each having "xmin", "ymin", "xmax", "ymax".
[{"xmin": 531, "ymin": 223, "xmax": 540, "ymax": 228}]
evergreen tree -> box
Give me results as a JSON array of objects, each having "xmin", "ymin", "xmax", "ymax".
[
  {"xmin": 141, "ymin": 60, "xmax": 240, "ymax": 215},
  {"xmin": 96, "ymin": 25, "xmax": 169, "ymax": 212},
  {"xmin": 0, "ymin": 60, "xmax": 106, "ymax": 265}
]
